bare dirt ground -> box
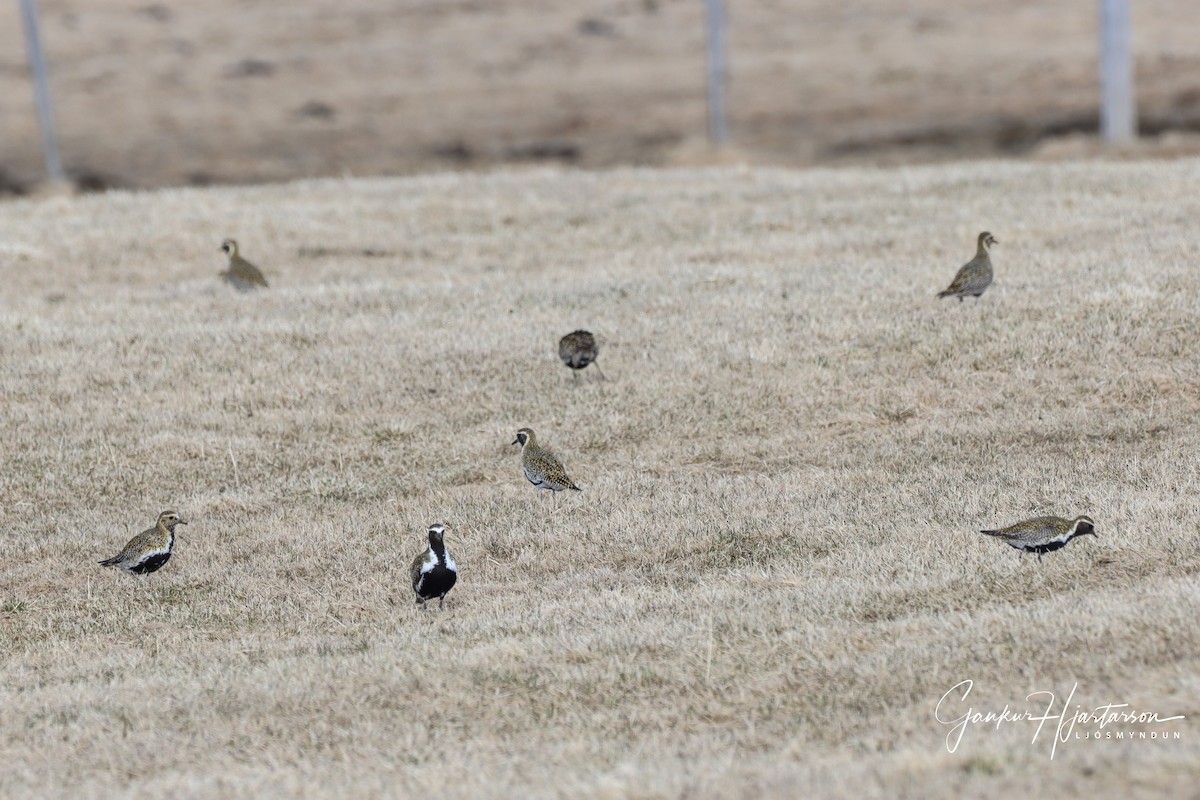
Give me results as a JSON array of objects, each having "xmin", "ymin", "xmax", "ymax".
[
  {"xmin": 0, "ymin": 161, "xmax": 1198, "ymax": 797},
  {"xmin": 3, "ymin": 0, "xmax": 1200, "ymax": 193}
]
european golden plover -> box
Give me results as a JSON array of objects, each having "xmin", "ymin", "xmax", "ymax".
[
  {"xmin": 512, "ymin": 427, "xmax": 580, "ymax": 500},
  {"xmin": 409, "ymin": 524, "xmax": 457, "ymax": 609},
  {"xmin": 937, "ymin": 231, "xmax": 997, "ymax": 301},
  {"xmin": 981, "ymin": 515, "xmax": 1096, "ymax": 560},
  {"xmin": 219, "ymin": 238, "xmax": 269, "ymax": 291},
  {"xmin": 558, "ymin": 330, "xmax": 605, "ymax": 381},
  {"xmin": 98, "ymin": 510, "xmax": 188, "ymax": 574}
]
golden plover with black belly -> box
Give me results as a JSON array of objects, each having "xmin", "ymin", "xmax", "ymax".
[
  {"xmin": 558, "ymin": 330, "xmax": 605, "ymax": 381},
  {"xmin": 99, "ymin": 510, "xmax": 188, "ymax": 574},
  {"xmin": 981, "ymin": 515, "xmax": 1096, "ymax": 560},
  {"xmin": 512, "ymin": 427, "xmax": 580, "ymax": 502},
  {"xmin": 219, "ymin": 238, "xmax": 269, "ymax": 291},
  {"xmin": 937, "ymin": 231, "xmax": 996, "ymax": 301},
  {"xmin": 410, "ymin": 524, "xmax": 458, "ymax": 609}
]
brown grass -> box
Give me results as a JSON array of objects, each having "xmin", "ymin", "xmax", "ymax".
[{"xmin": 1, "ymin": 160, "xmax": 1199, "ymax": 797}]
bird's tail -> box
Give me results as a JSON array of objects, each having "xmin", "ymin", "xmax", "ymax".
[
  {"xmin": 569, "ymin": 483, "xmax": 582, "ymax": 491},
  {"xmin": 98, "ymin": 556, "xmax": 119, "ymax": 567},
  {"xmin": 979, "ymin": 530, "xmax": 1002, "ymax": 537},
  {"xmin": 936, "ymin": 289, "xmax": 953, "ymax": 298}
]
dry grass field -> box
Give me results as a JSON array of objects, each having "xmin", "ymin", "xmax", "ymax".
[
  {"xmin": 5, "ymin": 0, "xmax": 1200, "ymax": 192},
  {"xmin": 1, "ymin": 159, "xmax": 1199, "ymax": 798}
]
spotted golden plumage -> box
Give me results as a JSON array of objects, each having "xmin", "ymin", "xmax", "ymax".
[
  {"xmin": 937, "ymin": 231, "xmax": 996, "ymax": 301},
  {"xmin": 980, "ymin": 515, "xmax": 1096, "ymax": 560},
  {"xmin": 558, "ymin": 330, "xmax": 605, "ymax": 381},
  {"xmin": 512, "ymin": 427, "xmax": 580, "ymax": 500},
  {"xmin": 219, "ymin": 238, "xmax": 269, "ymax": 291},
  {"xmin": 98, "ymin": 510, "xmax": 188, "ymax": 574},
  {"xmin": 409, "ymin": 524, "xmax": 458, "ymax": 610}
]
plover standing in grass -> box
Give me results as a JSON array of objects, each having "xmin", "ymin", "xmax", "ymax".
[
  {"xmin": 98, "ymin": 511, "xmax": 188, "ymax": 574},
  {"xmin": 937, "ymin": 231, "xmax": 996, "ymax": 301},
  {"xmin": 219, "ymin": 239, "xmax": 269, "ymax": 290},
  {"xmin": 410, "ymin": 524, "xmax": 457, "ymax": 609},
  {"xmin": 512, "ymin": 427, "xmax": 580, "ymax": 502},
  {"xmin": 558, "ymin": 330, "xmax": 605, "ymax": 381},
  {"xmin": 981, "ymin": 515, "xmax": 1096, "ymax": 560}
]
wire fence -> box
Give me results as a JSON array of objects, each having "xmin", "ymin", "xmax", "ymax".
[{"xmin": 14, "ymin": 0, "xmax": 1137, "ymax": 185}]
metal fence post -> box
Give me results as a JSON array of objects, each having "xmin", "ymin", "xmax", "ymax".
[
  {"xmin": 20, "ymin": 0, "xmax": 66, "ymax": 182},
  {"xmin": 705, "ymin": 0, "xmax": 728, "ymax": 146},
  {"xmin": 1099, "ymin": 0, "xmax": 1135, "ymax": 142}
]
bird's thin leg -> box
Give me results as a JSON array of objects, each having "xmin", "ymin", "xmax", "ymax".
[
  {"xmin": 593, "ymin": 364, "xmax": 607, "ymax": 381},
  {"xmin": 572, "ymin": 371, "xmax": 580, "ymax": 384},
  {"xmin": 439, "ymin": 595, "xmax": 445, "ymax": 610}
]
